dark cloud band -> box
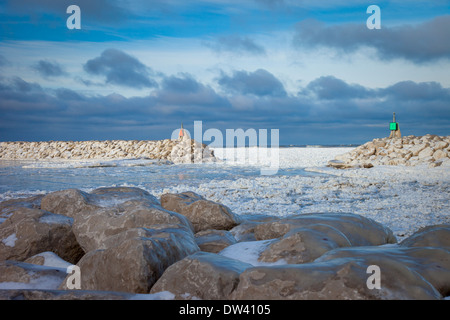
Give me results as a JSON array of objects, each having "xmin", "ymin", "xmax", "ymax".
[{"xmin": 293, "ymin": 15, "xmax": 450, "ymax": 63}]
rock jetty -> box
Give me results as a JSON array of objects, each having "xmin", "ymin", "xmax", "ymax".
[
  {"xmin": 0, "ymin": 135, "xmax": 216, "ymax": 164},
  {"xmin": 1, "ymin": 187, "xmax": 449, "ymax": 300},
  {"xmin": 329, "ymin": 134, "xmax": 450, "ymax": 169}
]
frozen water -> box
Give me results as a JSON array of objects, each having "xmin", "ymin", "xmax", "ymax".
[
  {"xmin": 2, "ymin": 233, "xmax": 17, "ymax": 247},
  {"xmin": 1, "ymin": 147, "xmax": 449, "ymax": 239},
  {"xmin": 219, "ymin": 240, "xmax": 287, "ymax": 266}
]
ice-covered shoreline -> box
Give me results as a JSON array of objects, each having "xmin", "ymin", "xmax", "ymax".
[
  {"xmin": 151, "ymin": 146, "xmax": 449, "ymax": 239},
  {"xmin": 155, "ymin": 164, "xmax": 449, "ymax": 239},
  {"xmin": 0, "ymin": 146, "xmax": 449, "ymax": 300},
  {"xmin": 1, "ymin": 146, "xmax": 449, "ymax": 239}
]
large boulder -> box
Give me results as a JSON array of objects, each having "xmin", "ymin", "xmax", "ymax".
[
  {"xmin": 194, "ymin": 229, "xmax": 237, "ymax": 253},
  {"xmin": 40, "ymin": 187, "xmax": 193, "ymax": 252},
  {"xmin": 0, "ymin": 208, "xmax": 84, "ymax": 264},
  {"xmin": 40, "ymin": 189, "xmax": 97, "ymax": 218},
  {"xmin": 253, "ymin": 212, "xmax": 397, "ymax": 246},
  {"xmin": 258, "ymin": 224, "xmax": 352, "ymax": 264},
  {"xmin": 73, "ymin": 198, "xmax": 193, "ymax": 252},
  {"xmin": 61, "ymin": 225, "xmax": 199, "ymax": 293},
  {"xmin": 400, "ymin": 224, "xmax": 450, "ymax": 248},
  {"xmin": 225, "ymin": 213, "xmax": 397, "ymax": 266},
  {"xmin": 231, "ymin": 245, "xmax": 449, "ymax": 300},
  {"xmin": 160, "ymin": 192, "xmax": 241, "ymax": 232},
  {"xmin": 229, "ymin": 214, "xmax": 280, "ymax": 242},
  {"xmin": 0, "ymin": 289, "xmax": 174, "ymax": 300},
  {"xmin": 0, "ymin": 195, "xmax": 44, "ymax": 220},
  {"xmin": 315, "ymin": 246, "xmax": 450, "ymax": 298},
  {"xmin": 150, "ymin": 251, "xmax": 252, "ymax": 299},
  {"xmin": 0, "ymin": 260, "xmax": 68, "ymax": 290},
  {"xmin": 40, "ymin": 187, "xmax": 160, "ymax": 218}
]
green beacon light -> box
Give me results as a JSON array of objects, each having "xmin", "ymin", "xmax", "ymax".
[
  {"xmin": 390, "ymin": 112, "xmax": 399, "ymax": 131},
  {"xmin": 389, "ymin": 112, "xmax": 401, "ymax": 139}
]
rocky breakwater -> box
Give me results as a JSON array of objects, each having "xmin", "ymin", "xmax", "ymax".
[
  {"xmin": 329, "ymin": 134, "xmax": 450, "ymax": 169},
  {"xmin": 1, "ymin": 187, "xmax": 450, "ymax": 300},
  {"xmin": 0, "ymin": 136, "xmax": 216, "ymax": 164}
]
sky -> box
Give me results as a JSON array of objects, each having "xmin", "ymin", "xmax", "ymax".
[{"xmin": 0, "ymin": 0, "xmax": 449, "ymax": 145}]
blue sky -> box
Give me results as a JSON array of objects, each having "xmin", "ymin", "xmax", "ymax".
[{"xmin": 1, "ymin": 0, "xmax": 449, "ymax": 145}]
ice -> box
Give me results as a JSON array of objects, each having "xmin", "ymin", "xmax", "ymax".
[
  {"xmin": 131, "ymin": 291, "xmax": 176, "ymax": 300},
  {"xmin": 0, "ymin": 146, "xmax": 449, "ymax": 297},
  {"xmin": 219, "ymin": 240, "xmax": 287, "ymax": 266},
  {"xmin": 20, "ymin": 159, "xmax": 169, "ymax": 169},
  {"xmin": 39, "ymin": 212, "xmax": 73, "ymax": 225},
  {"xmin": 1, "ymin": 146, "xmax": 449, "ymax": 239},
  {"xmin": 212, "ymin": 147, "xmax": 354, "ymax": 169},
  {"xmin": 2, "ymin": 233, "xmax": 17, "ymax": 247},
  {"xmin": 0, "ymin": 263, "xmax": 67, "ymax": 290},
  {"xmin": 30, "ymin": 252, "xmax": 73, "ymax": 269},
  {"xmin": 153, "ymin": 148, "xmax": 450, "ymax": 239}
]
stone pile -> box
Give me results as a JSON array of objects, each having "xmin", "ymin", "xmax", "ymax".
[
  {"xmin": 0, "ymin": 137, "xmax": 216, "ymax": 164},
  {"xmin": 329, "ymin": 134, "xmax": 450, "ymax": 169},
  {"xmin": 0, "ymin": 187, "xmax": 449, "ymax": 300}
]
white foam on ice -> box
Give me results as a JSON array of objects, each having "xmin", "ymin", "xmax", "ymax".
[
  {"xmin": 30, "ymin": 252, "xmax": 73, "ymax": 269},
  {"xmin": 2, "ymin": 233, "xmax": 17, "ymax": 247},
  {"xmin": 219, "ymin": 239, "xmax": 287, "ymax": 266}
]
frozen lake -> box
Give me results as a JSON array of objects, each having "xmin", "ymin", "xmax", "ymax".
[{"xmin": 1, "ymin": 147, "xmax": 449, "ymax": 239}]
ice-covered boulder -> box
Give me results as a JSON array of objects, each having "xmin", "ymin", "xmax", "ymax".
[
  {"xmin": 231, "ymin": 248, "xmax": 443, "ymax": 300},
  {"xmin": 194, "ymin": 229, "xmax": 237, "ymax": 253},
  {"xmin": 400, "ymin": 224, "xmax": 450, "ymax": 248},
  {"xmin": 150, "ymin": 251, "xmax": 252, "ymax": 300},
  {"xmin": 0, "ymin": 208, "xmax": 84, "ymax": 264},
  {"xmin": 160, "ymin": 191, "xmax": 241, "ymax": 232},
  {"xmin": 61, "ymin": 225, "xmax": 199, "ymax": 293},
  {"xmin": 0, "ymin": 260, "xmax": 68, "ymax": 290},
  {"xmin": 315, "ymin": 246, "xmax": 450, "ymax": 299},
  {"xmin": 41, "ymin": 187, "xmax": 193, "ymax": 252},
  {"xmin": 253, "ymin": 212, "xmax": 397, "ymax": 246},
  {"xmin": 258, "ymin": 224, "xmax": 352, "ymax": 264},
  {"xmin": 0, "ymin": 195, "xmax": 44, "ymax": 220},
  {"xmin": 41, "ymin": 189, "xmax": 97, "ymax": 218}
]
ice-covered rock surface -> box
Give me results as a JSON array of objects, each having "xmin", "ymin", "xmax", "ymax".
[
  {"xmin": 329, "ymin": 134, "xmax": 450, "ymax": 169},
  {"xmin": 0, "ymin": 138, "xmax": 216, "ymax": 164}
]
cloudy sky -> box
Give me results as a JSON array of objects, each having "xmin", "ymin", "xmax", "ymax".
[{"xmin": 1, "ymin": 0, "xmax": 449, "ymax": 145}]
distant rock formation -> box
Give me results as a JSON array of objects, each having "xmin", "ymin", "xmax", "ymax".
[
  {"xmin": 0, "ymin": 138, "xmax": 216, "ymax": 164},
  {"xmin": 329, "ymin": 134, "xmax": 450, "ymax": 169}
]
